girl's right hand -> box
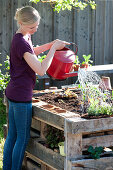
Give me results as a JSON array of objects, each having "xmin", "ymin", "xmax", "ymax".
[{"xmin": 52, "ymin": 39, "xmax": 70, "ymax": 51}]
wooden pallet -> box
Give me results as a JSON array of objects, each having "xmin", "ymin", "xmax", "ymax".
[
  {"xmin": 28, "ymin": 98, "xmax": 113, "ymax": 170},
  {"xmin": 4, "ymin": 95, "xmax": 113, "ymax": 169}
]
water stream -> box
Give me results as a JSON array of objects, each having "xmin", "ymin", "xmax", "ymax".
[{"xmin": 77, "ymin": 68, "xmax": 113, "ymax": 115}]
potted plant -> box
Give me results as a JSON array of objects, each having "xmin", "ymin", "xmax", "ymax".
[
  {"xmin": 80, "ymin": 54, "xmax": 93, "ymax": 69},
  {"xmin": 45, "ymin": 125, "xmax": 65, "ymax": 151},
  {"xmin": 73, "ymin": 56, "xmax": 80, "ymax": 71}
]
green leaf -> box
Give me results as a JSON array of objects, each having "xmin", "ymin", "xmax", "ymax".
[{"xmin": 88, "ymin": 146, "xmax": 93, "ymax": 153}]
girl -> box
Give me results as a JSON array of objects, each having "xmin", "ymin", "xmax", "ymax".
[{"xmin": 3, "ymin": 6, "xmax": 70, "ymax": 170}]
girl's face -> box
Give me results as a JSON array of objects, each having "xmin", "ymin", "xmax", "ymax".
[{"xmin": 20, "ymin": 21, "xmax": 39, "ymax": 35}]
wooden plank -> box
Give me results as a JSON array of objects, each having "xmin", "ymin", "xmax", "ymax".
[
  {"xmin": 82, "ymin": 134, "xmax": 113, "ymax": 151},
  {"xmin": 27, "ymin": 160, "xmax": 41, "ymax": 170},
  {"xmin": 54, "ymin": 10, "xmax": 73, "ymax": 42},
  {"xmin": 103, "ymin": 0, "xmax": 113, "ymax": 65},
  {"xmin": 65, "ymin": 133, "xmax": 82, "ymax": 159},
  {"xmin": 40, "ymin": 122, "xmax": 47, "ymax": 140},
  {"xmin": 26, "ymin": 138, "xmax": 64, "ymax": 170},
  {"xmin": 95, "ymin": 0, "xmax": 106, "ymax": 65},
  {"xmin": 25, "ymin": 152, "xmax": 42, "ymax": 165},
  {"xmin": 31, "ymin": 117, "xmax": 41, "ymax": 132},
  {"xmin": 74, "ymin": 7, "xmax": 92, "ymax": 59},
  {"xmin": 26, "ymin": 152, "xmax": 55, "ymax": 170},
  {"xmin": 69, "ymin": 156, "xmax": 113, "ymax": 170},
  {"xmin": 32, "ymin": 2, "xmax": 53, "ymax": 46},
  {"xmin": 65, "ymin": 117, "xmax": 113, "ymax": 134},
  {"xmin": 32, "ymin": 102, "xmax": 65, "ymax": 130}
]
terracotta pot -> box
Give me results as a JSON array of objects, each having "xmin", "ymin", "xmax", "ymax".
[
  {"xmin": 101, "ymin": 76, "xmax": 112, "ymax": 90},
  {"xmin": 74, "ymin": 64, "xmax": 80, "ymax": 71},
  {"xmin": 80, "ymin": 64, "xmax": 89, "ymax": 69}
]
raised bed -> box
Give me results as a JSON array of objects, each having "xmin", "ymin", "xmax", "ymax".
[{"xmin": 24, "ymin": 92, "xmax": 113, "ymax": 170}]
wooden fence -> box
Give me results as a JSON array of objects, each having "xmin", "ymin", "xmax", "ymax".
[
  {"xmin": 0, "ymin": 0, "xmax": 113, "ymax": 89},
  {"xmin": 0, "ymin": 0, "xmax": 113, "ymax": 65}
]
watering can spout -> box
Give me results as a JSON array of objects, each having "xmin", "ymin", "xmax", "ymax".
[{"xmin": 61, "ymin": 72, "xmax": 78, "ymax": 79}]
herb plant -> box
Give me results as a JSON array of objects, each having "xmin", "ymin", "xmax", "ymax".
[
  {"xmin": 88, "ymin": 146, "xmax": 104, "ymax": 159},
  {"xmin": 74, "ymin": 56, "xmax": 80, "ymax": 65},
  {"xmin": 45, "ymin": 125, "xmax": 65, "ymax": 150},
  {"xmin": 82, "ymin": 54, "xmax": 93, "ymax": 66}
]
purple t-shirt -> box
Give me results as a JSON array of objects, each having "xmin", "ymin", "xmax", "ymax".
[{"xmin": 5, "ymin": 33, "xmax": 36, "ymax": 102}]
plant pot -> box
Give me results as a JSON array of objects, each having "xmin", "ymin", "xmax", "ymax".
[
  {"xmin": 58, "ymin": 142, "xmax": 65, "ymax": 156},
  {"xmin": 99, "ymin": 76, "xmax": 112, "ymax": 90},
  {"xmin": 80, "ymin": 64, "xmax": 88, "ymax": 69},
  {"xmin": 74, "ymin": 64, "xmax": 80, "ymax": 71}
]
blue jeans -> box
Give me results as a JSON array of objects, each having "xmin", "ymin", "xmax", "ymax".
[{"xmin": 3, "ymin": 100, "xmax": 32, "ymax": 170}]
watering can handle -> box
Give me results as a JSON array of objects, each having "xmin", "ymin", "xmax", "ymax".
[{"xmin": 70, "ymin": 42, "xmax": 78, "ymax": 55}]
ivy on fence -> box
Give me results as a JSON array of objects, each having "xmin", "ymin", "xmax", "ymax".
[{"xmin": 30, "ymin": 0, "xmax": 96, "ymax": 13}]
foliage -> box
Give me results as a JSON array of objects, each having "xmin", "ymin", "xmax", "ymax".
[
  {"xmin": 74, "ymin": 55, "xmax": 80, "ymax": 65},
  {"xmin": 82, "ymin": 54, "xmax": 93, "ymax": 65},
  {"xmin": 88, "ymin": 146, "xmax": 104, "ymax": 159},
  {"xmin": 38, "ymin": 55, "xmax": 46, "ymax": 62},
  {"xmin": 45, "ymin": 125, "xmax": 65, "ymax": 149},
  {"xmin": 87, "ymin": 99, "xmax": 113, "ymax": 116},
  {"xmin": 0, "ymin": 98, "xmax": 6, "ymax": 142},
  {"xmin": 0, "ymin": 56, "xmax": 10, "ymax": 92},
  {"xmin": 78, "ymin": 83, "xmax": 113, "ymax": 116},
  {"xmin": 30, "ymin": 0, "xmax": 96, "ymax": 13}
]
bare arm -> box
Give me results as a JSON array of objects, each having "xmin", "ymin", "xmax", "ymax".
[
  {"xmin": 33, "ymin": 41, "xmax": 54, "ymax": 56},
  {"xmin": 24, "ymin": 40, "xmax": 70, "ymax": 76}
]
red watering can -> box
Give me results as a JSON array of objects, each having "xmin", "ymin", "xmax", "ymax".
[{"xmin": 47, "ymin": 43, "xmax": 78, "ymax": 80}]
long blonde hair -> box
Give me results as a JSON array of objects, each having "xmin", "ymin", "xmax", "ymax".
[{"xmin": 14, "ymin": 6, "xmax": 41, "ymax": 26}]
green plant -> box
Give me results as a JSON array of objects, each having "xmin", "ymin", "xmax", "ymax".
[
  {"xmin": 38, "ymin": 55, "xmax": 46, "ymax": 62},
  {"xmin": 82, "ymin": 54, "xmax": 93, "ymax": 66},
  {"xmin": 74, "ymin": 56, "xmax": 80, "ymax": 65},
  {"xmin": 45, "ymin": 125, "xmax": 65, "ymax": 150},
  {"xmin": 88, "ymin": 146, "xmax": 104, "ymax": 159},
  {"xmin": 87, "ymin": 100, "xmax": 113, "ymax": 116},
  {"xmin": 0, "ymin": 98, "xmax": 6, "ymax": 142},
  {"xmin": 0, "ymin": 55, "xmax": 10, "ymax": 92},
  {"xmin": 30, "ymin": 0, "xmax": 96, "ymax": 13}
]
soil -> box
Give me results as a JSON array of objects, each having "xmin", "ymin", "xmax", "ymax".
[{"xmin": 33, "ymin": 88, "xmax": 113, "ymax": 119}]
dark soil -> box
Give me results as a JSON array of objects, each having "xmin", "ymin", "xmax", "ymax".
[{"xmin": 33, "ymin": 89, "xmax": 113, "ymax": 119}]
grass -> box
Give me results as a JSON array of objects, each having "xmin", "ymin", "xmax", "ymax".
[{"xmin": 0, "ymin": 98, "xmax": 6, "ymax": 169}]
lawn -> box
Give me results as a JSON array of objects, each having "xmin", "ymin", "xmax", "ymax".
[{"xmin": 0, "ymin": 98, "xmax": 6, "ymax": 169}]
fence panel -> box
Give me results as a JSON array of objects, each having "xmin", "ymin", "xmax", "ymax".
[{"xmin": 0, "ymin": 0, "xmax": 113, "ymax": 68}]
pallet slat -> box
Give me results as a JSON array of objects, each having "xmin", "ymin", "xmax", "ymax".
[
  {"xmin": 68, "ymin": 156, "xmax": 113, "ymax": 170},
  {"xmin": 26, "ymin": 138, "xmax": 64, "ymax": 170}
]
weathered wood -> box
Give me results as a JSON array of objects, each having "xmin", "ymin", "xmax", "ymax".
[
  {"xmin": 32, "ymin": 100, "xmax": 80, "ymax": 131},
  {"xmin": 65, "ymin": 117, "xmax": 113, "ymax": 134},
  {"xmin": 26, "ymin": 152, "xmax": 56, "ymax": 170},
  {"xmin": 1, "ymin": 0, "xmax": 113, "ymax": 88},
  {"xmin": 32, "ymin": 102, "xmax": 65, "ymax": 130},
  {"xmin": 69, "ymin": 156, "xmax": 113, "ymax": 170},
  {"xmin": 82, "ymin": 134, "xmax": 113, "ymax": 151},
  {"xmin": 27, "ymin": 160, "xmax": 41, "ymax": 170},
  {"xmin": 26, "ymin": 138, "xmax": 64, "ymax": 170},
  {"xmin": 31, "ymin": 117, "xmax": 41, "ymax": 132},
  {"xmin": 40, "ymin": 122, "xmax": 47, "ymax": 140},
  {"xmin": 66, "ymin": 133, "xmax": 82, "ymax": 159}
]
